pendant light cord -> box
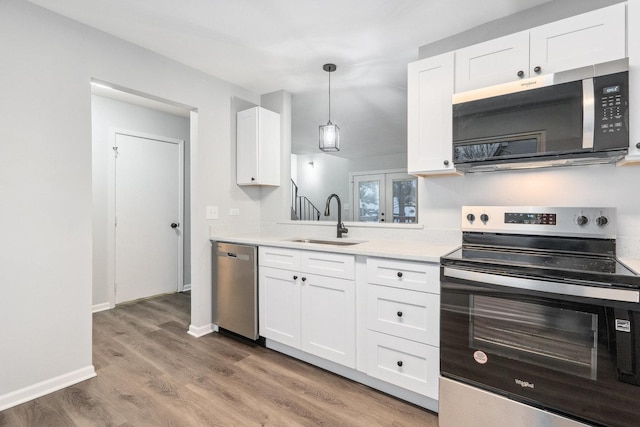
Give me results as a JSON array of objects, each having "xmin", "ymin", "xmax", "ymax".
[{"xmin": 328, "ymin": 68, "xmax": 331, "ymax": 123}]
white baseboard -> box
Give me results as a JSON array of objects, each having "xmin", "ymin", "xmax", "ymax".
[
  {"xmin": 188, "ymin": 323, "xmax": 216, "ymax": 337},
  {"xmin": 182, "ymin": 283, "xmax": 191, "ymax": 292},
  {"xmin": 92, "ymin": 302, "xmax": 113, "ymax": 313},
  {"xmin": 0, "ymin": 365, "xmax": 96, "ymax": 411}
]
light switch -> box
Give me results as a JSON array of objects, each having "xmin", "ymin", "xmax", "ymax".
[
  {"xmin": 206, "ymin": 206, "xmax": 218, "ymax": 220},
  {"xmin": 229, "ymin": 208, "xmax": 240, "ymax": 216}
]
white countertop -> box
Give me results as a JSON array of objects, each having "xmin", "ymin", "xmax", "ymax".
[{"xmin": 210, "ymin": 234, "xmax": 458, "ymax": 263}]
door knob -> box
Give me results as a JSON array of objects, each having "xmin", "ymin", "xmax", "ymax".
[{"xmin": 171, "ymin": 222, "xmax": 179, "ymax": 229}]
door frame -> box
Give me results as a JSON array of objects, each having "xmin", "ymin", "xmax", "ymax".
[{"xmin": 107, "ymin": 128, "xmax": 185, "ymax": 308}]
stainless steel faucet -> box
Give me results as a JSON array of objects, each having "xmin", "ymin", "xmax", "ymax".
[{"xmin": 324, "ymin": 193, "xmax": 348, "ymax": 238}]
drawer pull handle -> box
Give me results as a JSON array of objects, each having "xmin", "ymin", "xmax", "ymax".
[
  {"xmin": 293, "ymin": 275, "xmax": 298, "ymax": 280},
  {"xmin": 397, "ymin": 361, "xmax": 403, "ymax": 367},
  {"xmin": 301, "ymin": 277, "xmax": 307, "ymax": 282},
  {"xmin": 397, "ymin": 311, "xmax": 403, "ymax": 317},
  {"xmin": 397, "ymin": 272, "xmax": 403, "ymax": 278}
]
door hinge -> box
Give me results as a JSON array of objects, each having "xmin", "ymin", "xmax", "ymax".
[
  {"xmin": 114, "ymin": 216, "xmax": 118, "ymax": 227},
  {"xmin": 113, "ymin": 146, "xmax": 119, "ymax": 157}
]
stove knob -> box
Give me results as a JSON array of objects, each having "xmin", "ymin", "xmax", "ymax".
[
  {"xmin": 596, "ymin": 216, "xmax": 609, "ymax": 227},
  {"xmin": 576, "ymin": 215, "xmax": 589, "ymax": 226},
  {"xmin": 480, "ymin": 214, "xmax": 489, "ymax": 223},
  {"xmin": 466, "ymin": 213, "xmax": 475, "ymax": 222}
]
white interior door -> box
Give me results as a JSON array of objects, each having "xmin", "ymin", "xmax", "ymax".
[{"xmin": 114, "ymin": 132, "xmax": 183, "ymax": 304}]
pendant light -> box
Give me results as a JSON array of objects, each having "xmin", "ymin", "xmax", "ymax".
[{"xmin": 319, "ymin": 63, "xmax": 340, "ymax": 152}]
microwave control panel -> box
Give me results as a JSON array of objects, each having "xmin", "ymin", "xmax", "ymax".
[{"xmin": 594, "ymin": 71, "xmax": 628, "ymax": 149}]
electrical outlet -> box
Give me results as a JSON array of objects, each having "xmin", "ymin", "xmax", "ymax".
[
  {"xmin": 229, "ymin": 208, "xmax": 240, "ymax": 216},
  {"xmin": 206, "ymin": 206, "xmax": 218, "ymax": 220}
]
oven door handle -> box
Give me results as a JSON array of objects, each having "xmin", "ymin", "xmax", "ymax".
[{"xmin": 443, "ymin": 267, "xmax": 640, "ymax": 303}]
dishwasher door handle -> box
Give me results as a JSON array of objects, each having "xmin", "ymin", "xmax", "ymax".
[{"xmin": 217, "ymin": 251, "xmax": 250, "ymax": 261}]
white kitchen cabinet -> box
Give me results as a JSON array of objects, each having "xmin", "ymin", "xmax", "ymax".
[
  {"xmin": 259, "ymin": 265, "xmax": 301, "ymax": 348},
  {"xmin": 454, "ymin": 31, "xmax": 530, "ymax": 93},
  {"xmin": 455, "ymin": 3, "xmax": 626, "ymax": 93},
  {"xmin": 258, "ymin": 246, "xmax": 356, "ymax": 368},
  {"xmin": 236, "ymin": 106, "xmax": 280, "ymax": 186},
  {"xmin": 367, "ymin": 284, "xmax": 439, "ymax": 346},
  {"xmin": 366, "ymin": 330, "xmax": 440, "ymax": 398},
  {"xmin": 365, "ymin": 257, "xmax": 440, "ymax": 399},
  {"xmin": 407, "ymin": 52, "xmax": 456, "ymax": 176}
]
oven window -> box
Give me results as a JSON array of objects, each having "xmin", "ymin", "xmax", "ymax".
[{"xmin": 470, "ymin": 295, "xmax": 598, "ymax": 380}]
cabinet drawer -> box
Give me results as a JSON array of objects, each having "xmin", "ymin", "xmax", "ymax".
[
  {"xmin": 367, "ymin": 284, "xmax": 439, "ymax": 346},
  {"xmin": 259, "ymin": 246, "xmax": 299, "ymax": 270},
  {"xmin": 366, "ymin": 331, "xmax": 439, "ymax": 399},
  {"xmin": 300, "ymin": 251, "xmax": 355, "ymax": 280},
  {"xmin": 367, "ymin": 258, "xmax": 439, "ymax": 293}
]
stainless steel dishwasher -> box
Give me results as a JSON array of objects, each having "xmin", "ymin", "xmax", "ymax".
[{"xmin": 212, "ymin": 242, "xmax": 258, "ymax": 340}]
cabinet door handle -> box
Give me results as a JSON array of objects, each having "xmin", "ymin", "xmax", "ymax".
[
  {"xmin": 301, "ymin": 277, "xmax": 307, "ymax": 282},
  {"xmin": 397, "ymin": 311, "xmax": 403, "ymax": 317},
  {"xmin": 443, "ymin": 160, "xmax": 449, "ymax": 166},
  {"xmin": 293, "ymin": 275, "xmax": 298, "ymax": 280},
  {"xmin": 517, "ymin": 70, "xmax": 524, "ymax": 77},
  {"xmin": 533, "ymin": 66, "xmax": 541, "ymax": 73},
  {"xmin": 397, "ymin": 272, "xmax": 403, "ymax": 278},
  {"xmin": 397, "ymin": 361, "xmax": 403, "ymax": 367},
  {"xmin": 251, "ymin": 177, "xmax": 256, "ymax": 181}
]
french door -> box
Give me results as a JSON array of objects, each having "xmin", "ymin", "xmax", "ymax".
[{"xmin": 353, "ymin": 172, "xmax": 417, "ymax": 223}]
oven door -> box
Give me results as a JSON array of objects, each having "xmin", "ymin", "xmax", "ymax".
[{"xmin": 441, "ymin": 265, "xmax": 640, "ymax": 427}]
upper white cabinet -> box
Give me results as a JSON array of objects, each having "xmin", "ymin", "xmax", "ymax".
[
  {"xmin": 454, "ymin": 31, "xmax": 530, "ymax": 93},
  {"xmin": 455, "ymin": 3, "xmax": 627, "ymax": 93},
  {"xmin": 407, "ymin": 52, "xmax": 456, "ymax": 176},
  {"xmin": 236, "ymin": 106, "xmax": 281, "ymax": 186}
]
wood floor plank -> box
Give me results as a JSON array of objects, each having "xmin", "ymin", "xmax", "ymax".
[{"xmin": 0, "ymin": 292, "xmax": 438, "ymax": 426}]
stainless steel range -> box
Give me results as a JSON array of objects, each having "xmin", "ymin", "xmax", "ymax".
[{"xmin": 439, "ymin": 206, "xmax": 640, "ymax": 427}]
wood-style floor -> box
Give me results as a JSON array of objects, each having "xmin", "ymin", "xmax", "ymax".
[{"xmin": 0, "ymin": 292, "xmax": 438, "ymax": 426}]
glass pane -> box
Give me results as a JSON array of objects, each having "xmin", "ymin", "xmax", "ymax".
[
  {"xmin": 391, "ymin": 178, "xmax": 417, "ymax": 223},
  {"xmin": 358, "ymin": 180, "xmax": 380, "ymax": 222},
  {"xmin": 470, "ymin": 295, "xmax": 598, "ymax": 380}
]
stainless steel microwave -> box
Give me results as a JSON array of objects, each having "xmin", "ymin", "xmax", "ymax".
[{"xmin": 452, "ymin": 59, "xmax": 629, "ymax": 173}]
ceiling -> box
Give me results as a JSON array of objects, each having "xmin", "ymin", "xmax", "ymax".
[{"xmin": 28, "ymin": 0, "xmax": 550, "ymax": 158}]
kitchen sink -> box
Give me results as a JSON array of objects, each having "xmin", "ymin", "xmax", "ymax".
[{"xmin": 286, "ymin": 238, "xmax": 366, "ymax": 246}]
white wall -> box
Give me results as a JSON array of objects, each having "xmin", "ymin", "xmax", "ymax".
[
  {"xmin": 91, "ymin": 95, "xmax": 191, "ymax": 308},
  {"xmin": 0, "ymin": 0, "xmax": 260, "ymax": 408}
]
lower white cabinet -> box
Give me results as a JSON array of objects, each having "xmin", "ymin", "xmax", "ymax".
[
  {"xmin": 365, "ymin": 257, "xmax": 440, "ymax": 400},
  {"xmin": 257, "ymin": 246, "xmax": 441, "ymax": 405},
  {"xmin": 259, "ymin": 266, "xmax": 300, "ymax": 348},
  {"xmin": 366, "ymin": 284, "xmax": 439, "ymax": 346},
  {"xmin": 366, "ymin": 330, "xmax": 440, "ymax": 398},
  {"xmin": 259, "ymin": 246, "xmax": 356, "ymax": 368}
]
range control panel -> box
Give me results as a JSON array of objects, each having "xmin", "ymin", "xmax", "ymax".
[{"xmin": 462, "ymin": 206, "xmax": 616, "ymax": 239}]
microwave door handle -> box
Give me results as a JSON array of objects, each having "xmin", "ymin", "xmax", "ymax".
[
  {"xmin": 443, "ymin": 267, "xmax": 640, "ymax": 303},
  {"xmin": 582, "ymin": 78, "xmax": 595, "ymax": 149}
]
